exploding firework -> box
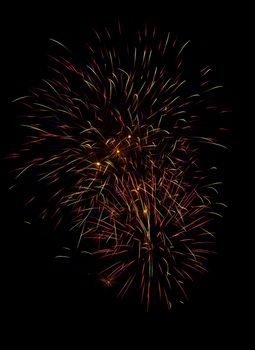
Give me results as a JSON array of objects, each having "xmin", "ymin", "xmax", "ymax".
[{"xmin": 10, "ymin": 22, "xmax": 229, "ymax": 310}]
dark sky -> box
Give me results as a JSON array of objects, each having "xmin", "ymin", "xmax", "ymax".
[{"xmin": 1, "ymin": 2, "xmax": 246, "ymax": 347}]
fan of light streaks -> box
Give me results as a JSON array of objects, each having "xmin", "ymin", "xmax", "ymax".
[{"xmin": 11, "ymin": 22, "xmax": 228, "ymax": 310}]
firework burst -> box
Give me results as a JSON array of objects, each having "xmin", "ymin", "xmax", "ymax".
[{"xmin": 10, "ymin": 22, "xmax": 229, "ymax": 310}]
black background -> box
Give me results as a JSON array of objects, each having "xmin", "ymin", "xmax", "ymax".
[{"xmin": 1, "ymin": 1, "xmax": 246, "ymax": 347}]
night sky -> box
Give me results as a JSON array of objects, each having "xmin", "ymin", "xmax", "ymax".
[{"xmin": 1, "ymin": 2, "xmax": 245, "ymax": 347}]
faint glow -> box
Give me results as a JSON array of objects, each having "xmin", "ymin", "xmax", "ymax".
[
  {"xmin": 100, "ymin": 277, "xmax": 114, "ymax": 287},
  {"xmin": 96, "ymin": 162, "xmax": 101, "ymax": 167}
]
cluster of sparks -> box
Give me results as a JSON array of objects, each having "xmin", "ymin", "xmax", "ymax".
[{"xmin": 11, "ymin": 23, "xmax": 228, "ymax": 310}]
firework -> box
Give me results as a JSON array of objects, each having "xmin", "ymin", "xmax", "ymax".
[{"xmin": 11, "ymin": 22, "xmax": 228, "ymax": 310}]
